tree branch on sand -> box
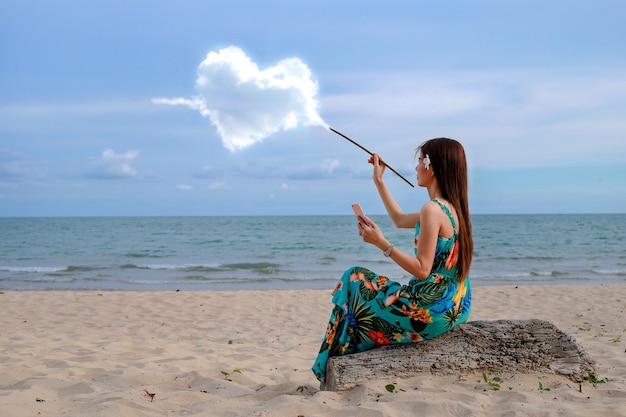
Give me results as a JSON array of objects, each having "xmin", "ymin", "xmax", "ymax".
[{"xmin": 321, "ymin": 319, "xmax": 596, "ymax": 391}]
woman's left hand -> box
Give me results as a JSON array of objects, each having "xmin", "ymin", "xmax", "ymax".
[{"xmin": 357, "ymin": 216, "xmax": 386, "ymax": 248}]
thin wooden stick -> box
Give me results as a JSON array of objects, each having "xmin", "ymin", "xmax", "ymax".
[{"xmin": 329, "ymin": 127, "xmax": 414, "ymax": 187}]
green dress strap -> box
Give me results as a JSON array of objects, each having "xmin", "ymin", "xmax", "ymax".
[{"xmin": 432, "ymin": 199, "xmax": 457, "ymax": 236}]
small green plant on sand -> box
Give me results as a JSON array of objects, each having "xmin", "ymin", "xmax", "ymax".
[
  {"xmin": 538, "ymin": 381, "xmax": 550, "ymax": 393},
  {"xmin": 384, "ymin": 383, "xmax": 405, "ymax": 393},
  {"xmin": 385, "ymin": 383, "xmax": 397, "ymax": 393},
  {"xmin": 611, "ymin": 336, "xmax": 621, "ymax": 343},
  {"xmin": 296, "ymin": 385, "xmax": 308, "ymax": 393},
  {"xmin": 587, "ymin": 373, "xmax": 608, "ymax": 387},
  {"xmin": 482, "ymin": 372, "xmax": 502, "ymax": 391},
  {"xmin": 221, "ymin": 369, "xmax": 242, "ymax": 381}
]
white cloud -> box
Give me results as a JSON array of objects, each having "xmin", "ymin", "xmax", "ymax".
[
  {"xmin": 177, "ymin": 184, "xmax": 193, "ymax": 191},
  {"xmin": 90, "ymin": 148, "xmax": 139, "ymax": 179},
  {"xmin": 285, "ymin": 158, "xmax": 347, "ymax": 180},
  {"xmin": 208, "ymin": 181, "xmax": 229, "ymax": 190},
  {"xmin": 194, "ymin": 165, "xmax": 219, "ymax": 179},
  {"xmin": 321, "ymin": 158, "xmax": 340, "ymax": 173},
  {"xmin": 323, "ymin": 68, "xmax": 626, "ymax": 169},
  {"xmin": 152, "ymin": 45, "xmax": 327, "ymax": 152},
  {"xmin": 0, "ymin": 149, "xmax": 41, "ymax": 179}
]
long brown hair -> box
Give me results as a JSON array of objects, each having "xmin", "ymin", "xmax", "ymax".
[{"xmin": 418, "ymin": 138, "xmax": 473, "ymax": 281}]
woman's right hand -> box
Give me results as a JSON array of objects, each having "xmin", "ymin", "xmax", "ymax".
[
  {"xmin": 369, "ymin": 153, "xmax": 420, "ymax": 230},
  {"xmin": 368, "ymin": 154, "xmax": 387, "ymax": 184}
]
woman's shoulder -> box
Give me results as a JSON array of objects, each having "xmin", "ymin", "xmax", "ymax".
[
  {"xmin": 418, "ymin": 201, "xmax": 444, "ymax": 226},
  {"xmin": 420, "ymin": 200, "xmax": 442, "ymax": 215},
  {"xmin": 420, "ymin": 200, "xmax": 457, "ymax": 233}
]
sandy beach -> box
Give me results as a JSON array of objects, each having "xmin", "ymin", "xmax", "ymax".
[{"xmin": 1, "ymin": 284, "xmax": 625, "ymax": 416}]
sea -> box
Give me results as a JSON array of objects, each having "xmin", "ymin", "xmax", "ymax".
[{"xmin": 1, "ymin": 214, "xmax": 625, "ymax": 291}]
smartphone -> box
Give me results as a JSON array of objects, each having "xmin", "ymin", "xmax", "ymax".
[
  {"xmin": 351, "ymin": 203, "xmax": 365, "ymax": 219},
  {"xmin": 352, "ymin": 203, "xmax": 370, "ymax": 227}
]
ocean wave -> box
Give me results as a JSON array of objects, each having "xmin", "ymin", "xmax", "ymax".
[
  {"xmin": 124, "ymin": 263, "xmax": 220, "ymax": 271},
  {"xmin": 591, "ymin": 268, "xmax": 626, "ymax": 276},
  {"xmin": 530, "ymin": 270, "xmax": 569, "ymax": 277},
  {"xmin": 8, "ymin": 276, "xmax": 78, "ymax": 283},
  {"xmin": 122, "ymin": 252, "xmax": 171, "ymax": 259},
  {"xmin": 0, "ymin": 266, "xmax": 69, "ymax": 273},
  {"xmin": 0, "ymin": 265, "xmax": 105, "ymax": 275},
  {"xmin": 123, "ymin": 262, "xmax": 282, "ymax": 274},
  {"xmin": 222, "ymin": 262, "xmax": 281, "ymax": 274}
]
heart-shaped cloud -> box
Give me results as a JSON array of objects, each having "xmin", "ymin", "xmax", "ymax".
[{"xmin": 153, "ymin": 46, "xmax": 327, "ymax": 151}]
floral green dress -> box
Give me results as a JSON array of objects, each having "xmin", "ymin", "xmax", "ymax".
[{"xmin": 312, "ymin": 200, "xmax": 471, "ymax": 382}]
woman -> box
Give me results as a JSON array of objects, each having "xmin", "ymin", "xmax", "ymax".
[{"xmin": 312, "ymin": 138, "xmax": 473, "ymax": 383}]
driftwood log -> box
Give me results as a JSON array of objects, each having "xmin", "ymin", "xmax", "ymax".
[{"xmin": 321, "ymin": 319, "xmax": 596, "ymax": 391}]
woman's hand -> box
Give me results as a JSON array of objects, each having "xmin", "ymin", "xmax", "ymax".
[
  {"xmin": 368, "ymin": 154, "xmax": 387, "ymax": 184},
  {"xmin": 356, "ymin": 215, "xmax": 389, "ymax": 250}
]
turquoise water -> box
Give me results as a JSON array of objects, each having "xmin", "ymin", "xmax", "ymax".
[{"xmin": 0, "ymin": 214, "xmax": 624, "ymax": 290}]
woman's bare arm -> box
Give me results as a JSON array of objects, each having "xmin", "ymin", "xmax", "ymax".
[
  {"xmin": 371, "ymin": 154, "xmax": 419, "ymax": 229},
  {"xmin": 359, "ymin": 202, "xmax": 440, "ymax": 280},
  {"xmin": 374, "ymin": 178, "xmax": 420, "ymax": 228}
]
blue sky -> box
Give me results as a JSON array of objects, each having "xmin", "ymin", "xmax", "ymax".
[{"xmin": 1, "ymin": 0, "xmax": 625, "ymax": 216}]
